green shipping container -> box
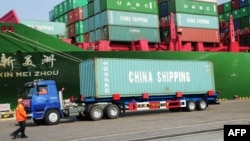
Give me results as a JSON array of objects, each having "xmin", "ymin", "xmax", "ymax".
[
  {"xmin": 223, "ymin": 12, "xmax": 231, "ymax": 21},
  {"xmin": 168, "ymin": 0, "xmax": 218, "ymax": 16},
  {"xmin": 100, "ymin": 10, "xmax": 159, "ymax": 28},
  {"xmin": 232, "ymin": 9, "xmax": 240, "ymax": 19},
  {"xmin": 175, "ymin": 13, "xmax": 219, "ymax": 29},
  {"xmin": 53, "ymin": 4, "xmax": 60, "ymax": 18},
  {"xmin": 240, "ymin": 7, "xmax": 249, "ymax": 18},
  {"xmin": 99, "ymin": 0, "xmax": 158, "ymax": 14},
  {"xmin": 64, "ymin": 14, "xmax": 68, "ymax": 25},
  {"xmin": 76, "ymin": 34, "xmax": 85, "ymax": 43},
  {"xmin": 66, "ymin": 0, "xmax": 88, "ymax": 11},
  {"xmin": 88, "ymin": 2, "xmax": 94, "ymax": 17},
  {"xmin": 218, "ymin": 14, "xmax": 224, "ymax": 21},
  {"xmin": 99, "ymin": 25, "xmax": 160, "ymax": 42},
  {"xmin": 21, "ymin": 20, "xmax": 67, "ymax": 36},
  {"xmin": 223, "ymin": 2, "xmax": 231, "ymax": 12},
  {"xmin": 75, "ymin": 21, "xmax": 85, "ymax": 35},
  {"xmin": 240, "ymin": 16, "xmax": 250, "ymax": 29}
]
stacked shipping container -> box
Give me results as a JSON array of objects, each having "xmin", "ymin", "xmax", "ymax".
[
  {"xmin": 218, "ymin": 0, "xmax": 250, "ymax": 30},
  {"xmin": 50, "ymin": 0, "xmax": 160, "ymax": 43},
  {"xmin": 20, "ymin": 19, "xmax": 67, "ymax": 38},
  {"xmin": 51, "ymin": 0, "xmax": 88, "ymax": 43},
  {"xmin": 218, "ymin": 0, "xmax": 250, "ymax": 46},
  {"xmin": 158, "ymin": 0, "xmax": 220, "ymax": 43},
  {"xmin": 85, "ymin": 0, "xmax": 160, "ymax": 42}
]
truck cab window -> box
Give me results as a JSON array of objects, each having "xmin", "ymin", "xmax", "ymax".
[{"xmin": 38, "ymin": 86, "xmax": 48, "ymax": 94}]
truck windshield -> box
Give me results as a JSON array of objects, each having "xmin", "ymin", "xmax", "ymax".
[{"xmin": 22, "ymin": 87, "xmax": 35, "ymax": 99}]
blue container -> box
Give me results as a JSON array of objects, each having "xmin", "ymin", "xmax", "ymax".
[
  {"xmin": 94, "ymin": 0, "xmax": 101, "ymax": 14},
  {"xmin": 94, "ymin": 13, "xmax": 101, "ymax": 29},
  {"xmin": 239, "ymin": 0, "xmax": 249, "ymax": 8},
  {"xmin": 88, "ymin": 16, "xmax": 95, "ymax": 31},
  {"xmin": 79, "ymin": 58, "xmax": 215, "ymax": 98},
  {"xmin": 233, "ymin": 19, "xmax": 241, "ymax": 30},
  {"xmin": 159, "ymin": 2, "xmax": 168, "ymax": 18},
  {"xmin": 82, "ymin": 5, "xmax": 88, "ymax": 19}
]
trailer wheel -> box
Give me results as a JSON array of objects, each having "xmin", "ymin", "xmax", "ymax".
[
  {"xmin": 197, "ymin": 100, "xmax": 207, "ymax": 111},
  {"xmin": 89, "ymin": 105, "xmax": 103, "ymax": 121},
  {"xmin": 186, "ymin": 101, "xmax": 196, "ymax": 111},
  {"xmin": 45, "ymin": 110, "xmax": 60, "ymax": 125},
  {"xmin": 33, "ymin": 119, "xmax": 45, "ymax": 125},
  {"xmin": 105, "ymin": 104, "xmax": 120, "ymax": 119}
]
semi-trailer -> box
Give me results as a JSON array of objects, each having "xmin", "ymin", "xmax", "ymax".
[{"xmin": 20, "ymin": 58, "xmax": 219, "ymax": 125}]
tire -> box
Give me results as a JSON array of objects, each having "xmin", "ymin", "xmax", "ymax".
[
  {"xmin": 44, "ymin": 110, "xmax": 60, "ymax": 125},
  {"xmin": 186, "ymin": 101, "xmax": 196, "ymax": 111},
  {"xmin": 33, "ymin": 119, "xmax": 45, "ymax": 125},
  {"xmin": 197, "ymin": 100, "xmax": 207, "ymax": 111},
  {"xmin": 89, "ymin": 105, "xmax": 103, "ymax": 121},
  {"xmin": 105, "ymin": 104, "xmax": 120, "ymax": 119}
]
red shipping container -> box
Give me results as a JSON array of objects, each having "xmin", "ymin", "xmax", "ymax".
[
  {"xmin": 68, "ymin": 10, "xmax": 75, "ymax": 25},
  {"xmin": 69, "ymin": 24, "xmax": 75, "ymax": 37},
  {"xmin": 74, "ymin": 7, "xmax": 83, "ymax": 22},
  {"xmin": 217, "ymin": 4, "xmax": 224, "ymax": 14},
  {"xmin": 177, "ymin": 27, "xmax": 220, "ymax": 43},
  {"xmin": 84, "ymin": 33, "xmax": 90, "ymax": 42},
  {"xmin": 231, "ymin": 0, "xmax": 239, "ymax": 10}
]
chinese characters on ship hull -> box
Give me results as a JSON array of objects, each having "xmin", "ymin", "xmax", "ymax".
[{"xmin": 0, "ymin": 53, "xmax": 59, "ymax": 78}]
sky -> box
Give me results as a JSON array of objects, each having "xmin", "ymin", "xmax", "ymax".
[{"xmin": 0, "ymin": 0, "xmax": 230, "ymax": 21}]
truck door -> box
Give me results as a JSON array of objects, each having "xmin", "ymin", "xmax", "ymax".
[{"xmin": 32, "ymin": 85, "xmax": 48, "ymax": 117}]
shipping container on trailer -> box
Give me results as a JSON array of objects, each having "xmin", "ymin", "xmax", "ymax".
[{"xmin": 80, "ymin": 58, "xmax": 216, "ymax": 98}]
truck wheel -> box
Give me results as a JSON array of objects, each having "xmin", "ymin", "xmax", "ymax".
[
  {"xmin": 33, "ymin": 119, "xmax": 45, "ymax": 125},
  {"xmin": 45, "ymin": 110, "xmax": 60, "ymax": 125},
  {"xmin": 89, "ymin": 105, "xmax": 103, "ymax": 121},
  {"xmin": 197, "ymin": 100, "xmax": 207, "ymax": 111},
  {"xmin": 186, "ymin": 101, "xmax": 196, "ymax": 111},
  {"xmin": 105, "ymin": 104, "xmax": 120, "ymax": 119}
]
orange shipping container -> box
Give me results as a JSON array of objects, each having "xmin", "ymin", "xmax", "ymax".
[{"xmin": 177, "ymin": 27, "xmax": 220, "ymax": 43}]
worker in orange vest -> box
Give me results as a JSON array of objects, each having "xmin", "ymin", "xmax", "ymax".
[{"xmin": 10, "ymin": 98, "xmax": 28, "ymax": 139}]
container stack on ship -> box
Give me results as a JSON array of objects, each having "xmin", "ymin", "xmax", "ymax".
[
  {"xmin": 50, "ymin": 0, "xmax": 160, "ymax": 49},
  {"xmin": 159, "ymin": 0, "xmax": 219, "ymax": 44},
  {"xmin": 2, "ymin": 0, "xmax": 250, "ymax": 110},
  {"xmin": 218, "ymin": 0, "xmax": 250, "ymax": 46}
]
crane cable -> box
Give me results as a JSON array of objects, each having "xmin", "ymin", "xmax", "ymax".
[{"xmin": 0, "ymin": 31, "xmax": 83, "ymax": 63}]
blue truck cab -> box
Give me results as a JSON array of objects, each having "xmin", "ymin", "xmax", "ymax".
[{"xmin": 22, "ymin": 80, "xmax": 69, "ymax": 125}]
